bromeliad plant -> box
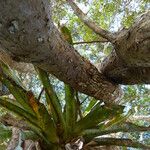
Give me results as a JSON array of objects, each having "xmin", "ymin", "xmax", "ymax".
[{"xmin": 0, "ymin": 61, "xmax": 150, "ymax": 150}]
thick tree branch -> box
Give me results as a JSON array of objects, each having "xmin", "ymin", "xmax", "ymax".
[
  {"xmin": 66, "ymin": 0, "xmax": 115, "ymax": 42},
  {"xmin": 99, "ymin": 12, "xmax": 150, "ymax": 84},
  {"xmin": 114, "ymin": 12, "xmax": 150, "ymax": 67},
  {"xmin": 100, "ymin": 50, "xmax": 150, "ymax": 84},
  {"xmin": 0, "ymin": 0, "xmax": 120, "ymax": 103}
]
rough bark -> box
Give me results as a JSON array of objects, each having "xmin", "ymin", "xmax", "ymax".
[
  {"xmin": 100, "ymin": 12, "xmax": 150, "ymax": 84},
  {"xmin": 0, "ymin": 50, "xmax": 34, "ymax": 73},
  {"xmin": 0, "ymin": 0, "xmax": 119, "ymax": 103},
  {"xmin": 100, "ymin": 50, "xmax": 150, "ymax": 84},
  {"xmin": 114, "ymin": 12, "xmax": 150, "ymax": 67}
]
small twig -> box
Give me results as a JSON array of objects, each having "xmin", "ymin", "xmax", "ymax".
[
  {"xmin": 73, "ymin": 40, "xmax": 108, "ymax": 45},
  {"xmin": 81, "ymin": 96, "xmax": 89, "ymax": 105},
  {"xmin": 80, "ymin": 96, "xmax": 89, "ymax": 105},
  {"xmin": 37, "ymin": 87, "xmax": 44, "ymax": 102}
]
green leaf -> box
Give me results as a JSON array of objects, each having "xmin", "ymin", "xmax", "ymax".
[
  {"xmin": 60, "ymin": 25, "xmax": 73, "ymax": 44},
  {"xmin": 65, "ymin": 84, "xmax": 76, "ymax": 137},
  {"xmin": 0, "ymin": 98, "xmax": 37, "ymax": 125},
  {"xmin": 84, "ymin": 98, "xmax": 97, "ymax": 115},
  {"xmin": 0, "ymin": 124, "xmax": 11, "ymax": 141},
  {"xmin": 0, "ymin": 78, "xmax": 34, "ymax": 115},
  {"xmin": 37, "ymin": 103, "xmax": 59, "ymax": 143},
  {"xmin": 75, "ymin": 103, "xmax": 124, "ymax": 133},
  {"xmin": 0, "ymin": 62, "xmax": 34, "ymax": 115},
  {"xmin": 35, "ymin": 67, "xmax": 66, "ymax": 138}
]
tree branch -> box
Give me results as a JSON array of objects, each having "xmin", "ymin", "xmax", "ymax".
[
  {"xmin": 100, "ymin": 50, "xmax": 150, "ymax": 84},
  {"xmin": 85, "ymin": 138, "xmax": 150, "ymax": 149},
  {"xmin": 83, "ymin": 122, "xmax": 150, "ymax": 141},
  {"xmin": 0, "ymin": 114, "xmax": 30, "ymax": 130},
  {"xmin": 98, "ymin": 12, "xmax": 150, "ymax": 84},
  {"xmin": 114, "ymin": 12, "xmax": 150, "ymax": 67},
  {"xmin": 129, "ymin": 115, "xmax": 150, "ymax": 122},
  {"xmin": 66, "ymin": 0, "xmax": 115, "ymax": 42}
]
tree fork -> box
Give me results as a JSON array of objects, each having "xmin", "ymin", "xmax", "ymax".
[{"xmin": 100, "ymin": 12, "xmax": 150, "ymax": 84}]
